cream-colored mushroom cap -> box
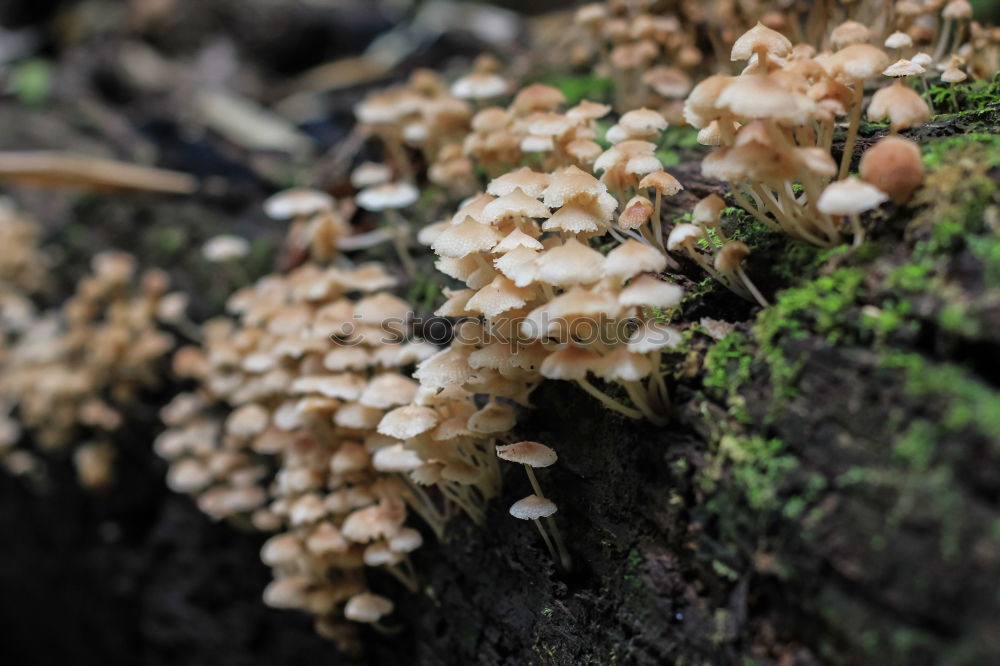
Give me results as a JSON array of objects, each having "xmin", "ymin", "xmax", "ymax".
[
  {"xmin": 943, "ymin": 0, "xmax": 973, "ymax": 20},
  {"xmin": 539, "ymin": 346, "xmax": 601, "ymax": 380},
  {"xmin": 730, "ymin": 22, "xmax": 793, "ymax": 61},
  {"xmin": 619, "ymin": 275, "xmax": 684, "ymax": 308},
  {"xmin": 202, "ymin": 235, "xmax": 250, "ymax": 262},
  {"xmin": 867, "ymin": 82, "xmax": 931, "ymax": 131},
  {"xmin": 942, "ymin": 68, "xmax": 967, "ymax": 84},
  {"xmin": 817, "ymin": 178, "xmax": 889, "ymax": 215},
  {"xmin": 465, "ymin": 275, "xmax": 534, "ymax": 319},
  {"xmin": 344, "ymin": 592, "xmax": 394, "ymax": 623},
  {"xmin": 388, "ymin": 527, "xmax": 424, "ymax": 553},
  {"xmin": 371, "ymin": 443, "xmax": 424, "ymax": 473},
  {"xmin": 495, "ymin": 228, "xmax": 544, "ymax": 253},
  {"xmin": 566, "ymin": 99, "xmax": 612, "ymax": 122},
  {"xmin": 264, "ymin": 188, "xmax": 334, "ymax": 219},
  {"xmin": 432, "ymin": 216, "xmax": 502, "ymax": 258},
  {"xmin": 521, "ymin": 135, "xmax": 555, "ymax": 153},
  {"xmin": 638, "ymin": 170, "xmax": 683, "ymax": 195},
  {"xmin": 482, "ymin": 188, "xmax": 552, "ymax": 223},
  {"xmin": 496, "ymin": 441, "xmax": 557, "ymax": 467},
  {"xmin": 619, "ymin": 108, "xmax": 669, "ymax": 137},
  {"xmin": 667, "ymin": 223, "xmax": 705, "ymax": 251},
  {"xmin": 486, "ymin": 168, "xmax": 550, "ymax": 199},
  {"xmin": 883, "ymin": 59, "xmax": 925, "ymax": 78},
  {"xmin": 693, "ymin": 194, "xmax": 726, "ymax": 225},
  {"xmin": 884, "ymin": 32, "xmax": 914, "ymax": 51},
  {"xmin": 911, "ymin": 52, "xmax": 933, "ymax": 68},
  {"xmin": 628, "ymin": 320, "xmax": 683, "ymax": 353},
  {"xmin": 535, "ymin": 238, "xmax": 605, "ymax": 287},
  {"xmin": 359, "ymin": 373, "xmax": 418, "ymax": 409},
  {"xmin": 714, "ymin": 241, "xmax": 751, "ymax": 273},
  {"xmin": 509, "ymin": 494, "xmax": 557, "ymax": 520},
  {"xmin": 542, "ymin": 165, "xmax": 608, "ymax": 208},
  {"xmin": 593, "ymin": 348, "xmax": 652, "ymax": 382},
  {"xmin": 830, "ymin": 44, "xmax": 892, "ymax": 81},
  {"xmin": 377, "ymin": 405, "xmax": 440, "ymax": 439},
  {"xmin": 350, "ymin": 162, "xmax": 392, "ymax": 189},
  {"xmin": 716, "ymin": 74, "xmax": 799, "ymax": 120},
  {"xmin": 468, "ymin": 400, "xmax": 517, "ymax": 434},
  {"xmin": 830, "ymin": 20, "xmax": 871, "ymax": 50},
  {"xmin": 604, "ymin": 239, "xmax": 667, "ymax": 283},
  {"xmin": 355, "ymin": 182, "xmax": 419, "ymax": 211}
]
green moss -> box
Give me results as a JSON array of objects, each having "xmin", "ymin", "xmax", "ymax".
[{"xmin": 543, "ymin": 74, "xmax": 613, "ymax": 106}]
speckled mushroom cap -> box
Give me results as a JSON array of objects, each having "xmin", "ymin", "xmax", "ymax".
[
  {"xmin": 377, "ymin": 405, "xmax": 440, "ymax": 439},
  {"xmin": 509, "ymin": 494, "xmax": 558, "ymax": 520},
  {"xmin": 496, "ymin": 440, "xmax": 558, "ymax": 467}
]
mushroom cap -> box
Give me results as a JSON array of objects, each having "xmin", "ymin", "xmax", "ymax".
[
  {"xmin": 619, "ymin": 108, "xmax": 669, "ymax": 136},
  {"xmin": 486, "ymin": 168, "xmax": 551, "ymax": 199},
  {"xmin": 617, "ymin": 195, "xmax": 654, "ymax": 230},
  {"xmin": 619, "ymin": 275, "xmax": 684, "ymax": 309},
  {"xmin": 638, "ymin": 170, "xmax": 683, "ymax": 195},
  {"xmin": 603, "ymin": 239, "xmax": 668, "ymax": 283},
  {"xmin": 377, "ymin": 405, "xmax": 440, "ymax": 439},
  {"xmin": 544, "ymin": 199, "xmax": 614, "ymax": 234},
  {"xmin": 482, "ymin": 188, "xmax": 552, "ymax": 223},
  {"xmin": 692, "ymin": 194, "xmax": 727, "ymax": 225},
  {"xmin": 359, "ymin": 373, "xmax": 419, "ymax": 409},
  {"xmin": 509, "ymin": 494, "xmax": 557, "ymax": 520},
  {"xmin": 350, "ymin": 162, "xmax": 392, "ymax": 189},
  {"xmin": 521, "ymin": 135, "xmax": 555, "ymax": 153},
  {"xmin": 730, "ymin": 22, "xmax": 793, "ymax": 62},
  {"xmin": 471, "ymin": 106, "xmax": 509, "ymax": 132},
  {"xmin": 829, "ymin": 44, "xmax": 892, "ymax": 81},
  {"xmin": 941, "ymin": 67, "xmax": 968, "ymax": 84},
  {"xmin": 496, "ymin": 440, "xmax": 557, "ymax": 467},
  {"xmin": 642, "ymin": 66, "xmax": 692, "ymax": 99},
  {"xmin": 859, "ymin": 136, "xmax": 925, "ymax": 205},
  {"xmin": 564, "ymin": 139, "xmax": 603, "ymax": 166},
  {"xmin": 716, "ymin": 74, "xmax": 799, "ymax": 121},
  {"xmin": 883, "ymin": 59, "xmax": 925, "ymax": 78},
  {"xmin": 714, "ymin": 241, "xmax": 751, "ymax": 273},
  {"xmin": 330, "ymin": 441, "xmax": 371, "ymax": 475},
  {"xmin": 542, "ymin": 165, "xmax": 609, "ymax": 208},
  {"xmin": 511, "ymin": 83, "xmax": 566, "ymax": 115},
  {"xmin": 432, "ymin": 216, "xmax": 501, "ymax": 258},
  {"xmin": 494, "ymin": 246, "xmax": 540, "ymax": 287},
  {"xmin": 465, "ymin": 275, "xmax": 534, "ymax": 319},
  {"xmin": 884, "ymin": 31, "xmax": 914, "ymax": 50},
  {"xmin": 356, "ymin": 182, "xmax": 419, "ymax": 211},
  {"xmin": 942, "ymin": 0, "xmax": 973, "ymax": 20},
  {"xmin": 817, "ymin": 177, "xmax": 889, "ymax": 215},
  {"xmin": 534, "ymin": 238, "xmax": 605, "ymax": 287},
  {"xmin": 202, "ymin": 235, "xmax": 250, "ymax": 262},
  {"xmin": 830, "ymin": 20, "xmax": 872, "ymax": 50},
  {"xmin": 594, "ymin": 348, "xmax": 653, "ymax": 382},
  {"xmin": 911, "ymin": 52, "xmax": 934, "ymax": 68},
  {"xmin": 495, "ymin": 228, "xmax": 544, "ymax": 253},
  {"xmin": 451, "ymin": 71, "xmax": 508, "ymax": 99},
  {"xmin": 667, "ymin": 223, "xmax": 705, "ymax": 251},
  {"xmin": 528, "ymin": 112, "xmax": 575, "ymax": 137},
  {"xmin": 628, "ymin": 319, "xmax": 683, "ymax": 353},
  {"xmin": 539, "ymin": 346, "xmax": 601, "ymax": 380},
  {"xmin": 355, "ymin": 291, "xmax": 411, "ymax": 324},
  {"xmin": 264, "ymin": 188, "xmax": 334, "ymax": 219},
  {"xmin": 344, "ymin": 592, "xmax": 394, "ymax": 623},
  {"xmin": 388, "ymin": 527, "xmax": 424, "ymax": 553},
  {"xmin": 413, "ymin": 345, "xmax": 476, "ymax": 389},
  {"xmin": 683, "ymin": 74, "xmax": 736, "ymax": 129},
  {"xmin": 867, "ymin": 82, "xmax": 931, "ymax": 131},
  {"xmin": 468, "ymin": 400, "xmax": 517, "ymax": 434}
]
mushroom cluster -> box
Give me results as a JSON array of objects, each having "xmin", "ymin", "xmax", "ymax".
[
  {"xmin": 1, "ymin": 248, "xmax": 176, "ymax": 488},
  {"xmin": 154, "ymin": 244, "xmax": 445, "ymax": 650},
  {"xmin": 417, "ymin": 125, "xmax": 686, "ymax": 424},
  {"xmin": 573, "ymin": 1, "xmax": 698, "ymax": 115},
  {"xmin": 683, "ymin": 22, "xmax": 930, "ymax": 249}
]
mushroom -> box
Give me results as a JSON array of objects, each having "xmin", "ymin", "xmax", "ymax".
[
  {"xmin": 817, "ymin": 178, "xmax": 890, "ymax": 248},
  {"xmin": 713, "ymin": 241, "xmax": 769, "ymax": 308},
  {"xmin": 344, "ymin": 592, "xmax": 395, "ymax": 632},
  {"xmin": 509, "ymin": 494, "xmax": 571, "ymax": 571},
  {"xmin": 859, "ymin": 136, "xmax": 925, "ymax": 205}
]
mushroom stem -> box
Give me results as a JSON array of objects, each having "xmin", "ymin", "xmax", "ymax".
[
  {"xmin": 651, "ymin": 189, "xmax": 665, "ymax": 251},
  {"xmin": 384, "ymin": 563, "xmax": 420, "ymax": 593},
  {"xmin": 385, "ymin": 209, "xmax": 417, "ymax": 279},
  {"xmin": 402, "ymin": 477, "xmax": 448, "ymax": 541},
  {"xmin": 532, "ymin": 518, "xmax": 560, "ymax": 565},
  {"xmin": 544, "ymin": 515, "xmax": 573, "ymax": 571},
  {"xmin": 838, "ymin": 80, "xmax": 865, "ymax": 180},
  {"xmin": 524, "ymin": 465, "xmax": 545, "ymax": 498},
  {"xmin": 849, "ymin": 213, "xmax": 865, "ymax": 249},
  {"xmin": 933, "ymin": 18, "xmax": 955, "ymax": 63},
  {"xmin": 575, "ymin": 378, "xmax": 645, "ymax": 420},
  {"xmin": 735, "ymin": 266, "xmax": 770, "ymax": 308},
  {"xmin": 623, "ymin": 381, "xmax": 668, "ymax": 425}
]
